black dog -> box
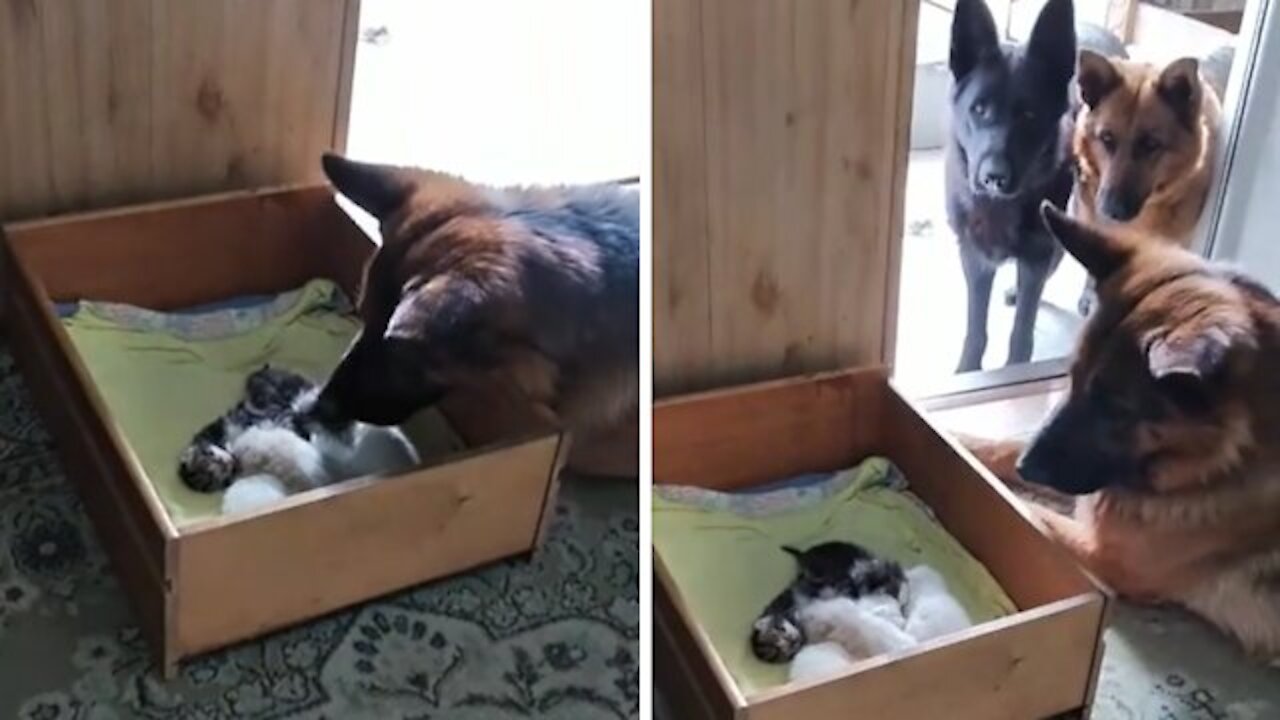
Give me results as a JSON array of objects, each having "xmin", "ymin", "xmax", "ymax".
[{"xmin": 946, "ymin": 0, "xmax": 1077, "ymax": 373}]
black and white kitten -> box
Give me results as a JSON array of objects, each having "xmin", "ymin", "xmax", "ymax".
[
  {"xmin": 178, "ymin": 366, "xmax": 316, "ymax": 493},
  {"xmin": 750, "ymin": 541, "xmax": 908, "ymax": 664},
  {"xmin": 178, "ymin": 366, "xmax": 419, "ymax": 512}
]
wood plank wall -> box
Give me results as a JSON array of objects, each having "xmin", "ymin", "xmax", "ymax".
[
  {"xmin": 0, "ymin": 0, "xmax": 360, "ymax": 221},
  {"xmin": 653, "ymin": 0, "xmax": 919, "ymax": 396}
]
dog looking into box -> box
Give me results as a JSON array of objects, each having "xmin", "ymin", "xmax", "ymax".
[{"xmin": 0, "ymin": 184, "xmax": 573, "ymax": 674}]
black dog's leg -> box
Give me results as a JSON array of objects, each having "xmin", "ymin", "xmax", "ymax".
[
  {"xmin": 1008, "ymin": 256, "xmax": 1052, "ymax": 365},
  {"xmin": 1077, "ymin": 275, "xmax": 1097, "ymax": 316},
  {"xmin": 958, "ymin": 244, "xmax": 995, "ymax": 373}
]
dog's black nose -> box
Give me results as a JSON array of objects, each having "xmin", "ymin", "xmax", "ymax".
[
  {"xmin": 1100, "ymin": 191, "xmax": 1142, "ymax": 222},
  {"xmin": 1014, "ymin": 452, "xmax": 1041, "ymax": 484},
  {"xmin": 982, "ymin": 170, "xmax": 1010, "ymax": 193},
  {"xmin": 977, "ymin": 157, "xmax": 1014, "ymax": 195}
]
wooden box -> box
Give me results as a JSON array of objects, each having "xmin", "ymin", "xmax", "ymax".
[
  {"xmin": 654, "ymin": 368, "xmax": 1109, "ymax": 720},
  {"xmin": 0, "ymin": 186, "xmax": 569, "ymax": 675}
]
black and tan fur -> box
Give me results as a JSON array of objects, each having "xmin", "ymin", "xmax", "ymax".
[
  {"xmin": 967, "ymin": 205, "xmax": 1280, "ymax": 661},
  {"xmin": 1072, "ymin": 52, "xmax": 1222, "ymax": 249},
  {"xmin": 308, "ymin": 154, "xmax": 639, "ymax": 475}
]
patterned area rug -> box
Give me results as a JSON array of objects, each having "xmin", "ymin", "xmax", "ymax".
[{"xmin": 0, "ymin": 349, "xmax": 639, "ymax": 720}]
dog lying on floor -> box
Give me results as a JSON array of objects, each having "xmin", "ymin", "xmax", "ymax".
[
  {"xmin": 961, "ymin": 203, "xmax": 1280, "ymax": 662},
  {"xmin": 305, "ymin": 154, "xmax": 639, "ymax": 477}
]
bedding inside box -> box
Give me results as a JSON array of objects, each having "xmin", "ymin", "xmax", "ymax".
[
  {"xmin": 59, "ymin": 279, "xmax": 465, "ymax": 526},
  {"xmin": 652, "ymin": 456, "xmax": 1017, "ymax": 696}
]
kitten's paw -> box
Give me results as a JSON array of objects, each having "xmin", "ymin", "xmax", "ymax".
[
  {"xmin": 751, "ymin": 614, "xmax": 805, "ymax": 664},
  {"xmin": 178, "ymin": 442, "xmax": 238, "ymax": 492}
]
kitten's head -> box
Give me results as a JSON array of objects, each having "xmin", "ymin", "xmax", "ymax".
[
  {"xmin": 242, "ymin": 365, "xmax": 315, "ymax": 418},
  {"xmin": 784, "ymin": 542, "xmax": 906, "ymax": 600},
  {"xmin": 849, "ymin": 557, "xmax": 908, "ymax": 603}
]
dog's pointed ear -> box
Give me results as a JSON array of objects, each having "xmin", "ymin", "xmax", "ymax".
[
  {"xmin": 322, "ymin": 153, "xmax": 416, "ymax": 219},
  {"xmin": 383, "ymin": 275, "xmax": 486, "ymax": 345},
  {"xmin": 950, "ymin": 0, "xmax": 1001, "ymax": 81},
  {"xmin": 1157, "ymin": 57, "xmax": 1203, "ymax": 129},
  {"xmin": 1026, "ymin": 0, "xmax": 1077, "ymax": 89},
  {"xmin": 1040, "ymin": 201, "xmax": 1127, "ymax": 281},
  {"xmin": 1077, "ymin": 50, "xmax": 1121, "ymax": 108}
]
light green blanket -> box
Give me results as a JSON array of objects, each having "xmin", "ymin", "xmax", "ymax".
[
  {"xmin": 652, "ymin": 457, "xmax": 1017, "ymax": 696},
  {"xmin": 61, "ymin": 280, "xmax": 460, "ymax": 526}
]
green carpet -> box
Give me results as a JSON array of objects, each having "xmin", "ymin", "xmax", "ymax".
[{"xmin": 0, "ymin": 349, "xmax": 639, "ymax": 720}]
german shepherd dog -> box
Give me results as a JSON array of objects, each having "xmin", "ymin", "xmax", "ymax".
[
  {"xmin": 969, "ymin": 204, "xmax": 1280, "ymax": 661},
  {"xmin": 1070, "ymin": 52, "xmax": 1223, "ymax": 314},
  {"xmin": 307, "ymin": 154, "xmax": 639, "ymax": 475},
  {"xmin": 947, "ymin": 0, "xmax": 1077, "ymax": 373}
]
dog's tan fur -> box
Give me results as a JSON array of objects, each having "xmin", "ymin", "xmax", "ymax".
[
  {"xmin": 1072, "ymin": 52, "xmax": 1222, "ymax": 247},
  {"xmin": 964, "ymin": 211, "xmax": 1280, "ymax": 661}
]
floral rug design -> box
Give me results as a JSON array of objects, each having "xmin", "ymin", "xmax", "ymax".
[{"xmin": 0, "ymin": 349, "xmax": 638, "ymax": 720}]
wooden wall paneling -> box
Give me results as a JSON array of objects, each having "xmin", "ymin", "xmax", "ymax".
[
  {"xmin": 0, "ymin": 0, "xmax": 359, "ymax": 222},
  {"xmin": 653, "ymin": 0, "xmax": 919, "ymax": 394},
  {"xmin": 653, "ymin": 0, "xmax": 714, "ymax": 396},
  {"xmin": 881, "ymin": 1, "xmax": 921, "ymax": 371},
  {"xmin": 0, "ymin": 1, "xmax": 56, "ymax": 216}
]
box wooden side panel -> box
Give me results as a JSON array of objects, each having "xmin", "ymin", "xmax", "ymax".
[
  {"xmin": 7, "ymin": 186, "xmax": 360, "ymax": 311},
  {"xmin": 0, "ymin": 0, "xmax": 359, "ymax": 221},
  {"xmin": 654, "ymin": 368, "xmax": 888, "ymax": 490},
  {"xmin": 172, "ymin": 437, "xmax": 559, "ymax": 658},
  {"xmin": 745, "ymin": 596, "xmax": 1105, "ymax": 720},
  {"xmin": 656, "ymin": 600, "xmax": 734, "ymax": 720},
  {"xmin": 882, "ymin": 388, "xmax": 1097, "ymax": 607},
  {"xmin": 0, "ymin": 233, "xmax": 171, "ymax": 662},
  {"xmin": 655, "ymin": 558, "xmax": 741, "ymax": 720}
]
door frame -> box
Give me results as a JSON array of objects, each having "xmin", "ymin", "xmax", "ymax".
[{"xmin": 1201, "ymin": 0, "xmax": 1277, "ymax": 263}]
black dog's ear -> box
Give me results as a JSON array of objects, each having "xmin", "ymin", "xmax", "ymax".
[
  {"xmin": 1040, "ymin": 201, "xmax": 1127, "ymax": 281},
  {"xmin": 1077, "ymin": 50, "xmax": 1121, "ymax": 108},
  {"xmin": 1026, "ymin": 0, "xmax": 1077, "ymax": 90},
  {"xmin": 950, "ymin": 0, "xmax": 1002, "ymax": 81},
  {"xmin": 1157, "ymin": 57, "xmax": 1203, "ymax": 129},
  {"xmin": 322, "ymin": 153, "xmax": 416, "ymax": 219}
]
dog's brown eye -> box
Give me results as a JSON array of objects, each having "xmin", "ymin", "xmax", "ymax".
[
  {"xmin": 1098, "ymin": 130, "xmax": 1118, "ymax": 154},
  {"xmin": 1135, "ymin": 134, "xmax": 1164, "ymax": 157},
  {"xmin": 971, "ymin": 100, "xmax": 990, "ymax": 119}
]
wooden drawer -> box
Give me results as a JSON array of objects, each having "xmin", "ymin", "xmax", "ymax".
[
  {"xmin": 0, "ymin": 185, "xmax": 569, "ymax": 676},
  {"xmin": 653, "ymin": 368, "xmax": 1108, "ymax": 720}
]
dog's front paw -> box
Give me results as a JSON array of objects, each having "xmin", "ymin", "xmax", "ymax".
[
  {"xmin": 751, "ymin": 614, "xmax": 805, "ymax": 664},
  {"xmin": 178, "ymin": 442, "xmax": 238, "ymax": 492},
  {"xmin": 1077, "ymin": 288, "xmax": 1097, "ymax": 316}
]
